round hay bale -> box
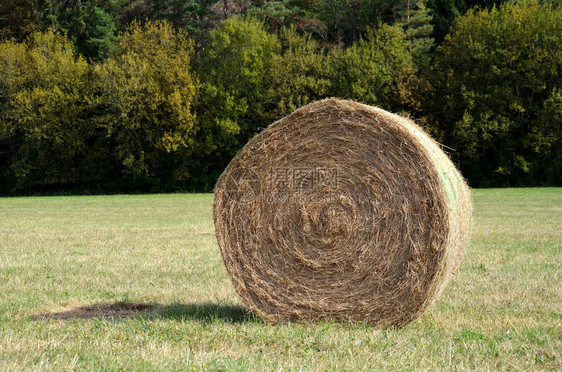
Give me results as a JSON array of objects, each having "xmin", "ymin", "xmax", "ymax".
[{"xmin": 213, "ymin": 98, "xmax": 472, "ymax": 326}]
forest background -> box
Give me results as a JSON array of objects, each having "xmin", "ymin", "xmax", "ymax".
[{"xmin": 0, "ymin": 0, "xmax": 561, "ymax": 194}]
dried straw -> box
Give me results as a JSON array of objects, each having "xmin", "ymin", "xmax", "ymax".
[{"xmin": 213, "ymin": 98, "xmax": 472, "ymax": 326}]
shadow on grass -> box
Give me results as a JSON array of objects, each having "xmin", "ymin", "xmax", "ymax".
[
  {"xmin": 156, "ymin": 303, "xmax": 255, "ymax": 323},
  {"xmin": 33, "ymin": 301, "xmax": 255, "ymax": 323}
]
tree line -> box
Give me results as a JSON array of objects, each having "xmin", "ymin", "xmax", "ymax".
[{"xmin": 0, "ymin": 0, "xmax": 561, "ymax": 194}]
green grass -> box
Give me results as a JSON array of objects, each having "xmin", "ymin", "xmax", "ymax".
[{"xmin": 0, "ymin": 189, "xmax": 560, "ymax": 371}]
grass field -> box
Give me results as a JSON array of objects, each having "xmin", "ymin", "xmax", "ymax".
[{"xmin": 0, "ymin": 189, "xmax": 560, "ymax": 370}]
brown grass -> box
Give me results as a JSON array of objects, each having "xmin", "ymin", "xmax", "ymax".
[{"xmin": 213, "ymin": 98, "xmax": 473, "ymax": 326}]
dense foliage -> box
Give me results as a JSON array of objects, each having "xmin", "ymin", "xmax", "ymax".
[
  {"xmin": 0, "ymin": 32, "xmax": 91, "ymax": 193},
  {"xmin": 0, "ymin": 0, "xmax": 560, "ymax": 194},
  {"xmin": 0, "ymin": 21, "xmax": 198, "ymax": 193},
  {"xmin": 429, "ymin": 1, "xmax": 562, "ymax": 186}
]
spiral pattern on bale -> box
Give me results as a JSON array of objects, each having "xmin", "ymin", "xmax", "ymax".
[{"xmin": 213, "ymin": 98, "xmax": 472, "ymax": 326}]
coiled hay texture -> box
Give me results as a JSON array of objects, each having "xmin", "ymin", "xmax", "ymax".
[{"xmin": 213, "ymin": 98, "xmax": 472, "ymax": 326}]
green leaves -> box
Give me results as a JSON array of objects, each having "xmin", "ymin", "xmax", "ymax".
[
  {"xmin": 0, "ymin": 32, "xmax": 90, "ymax": 190},
  {"xmin": 330, "ymin": 25, "xmax": 415, "ymax": 111},
  {"xmin": 198, "ymin": 17, "xmax": 280, "ymax": 138},
  {"xmin": 268, "ymin": 26, "xmax": 332, "ymax": 117},
  {"xmin": 431, "ymin": 1, "xmax": 562, "ymax": 186},
  {"xmin": 0, "ymin": 21, "xmax": 199, "ymax": 193},
  {"xmin": 1, "ymin": 1, "xmax": 561, "ymax": 193},
  {"xmin": 94, "ymin": 20, "xmax": 198, "ymax": 177}
]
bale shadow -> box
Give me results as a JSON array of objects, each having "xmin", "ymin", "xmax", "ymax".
[
  {"xmin": 33, "ymin": 301, "xmax": 254, "ymax": 323},
  {"xmin": 33, "ymin": 301, "xmax": 154, "ymax": 320},
  {"xmin": 156, "ymin": 302, "xmax": 255, "ymax": 323}
]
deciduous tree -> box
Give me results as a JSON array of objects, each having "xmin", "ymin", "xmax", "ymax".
[
  {"xmin": 0, "ymin": 31, "xmax": 92, "ymax": 192},
  {"xmin": 94, "ymin": 20, "xmax": 198, "ymax": 184},
  {"xmin": 430, "ymin": 1, "xmax": 562, "ymax": 186},
  {"xmin": 329, "ymin": 24, "xmax": 416, "ymax": 113}
]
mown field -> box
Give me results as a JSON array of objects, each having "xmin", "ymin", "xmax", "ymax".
[{"xmin": 0, "ymin": 189, "xmax": 560, "ymax": 371}]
